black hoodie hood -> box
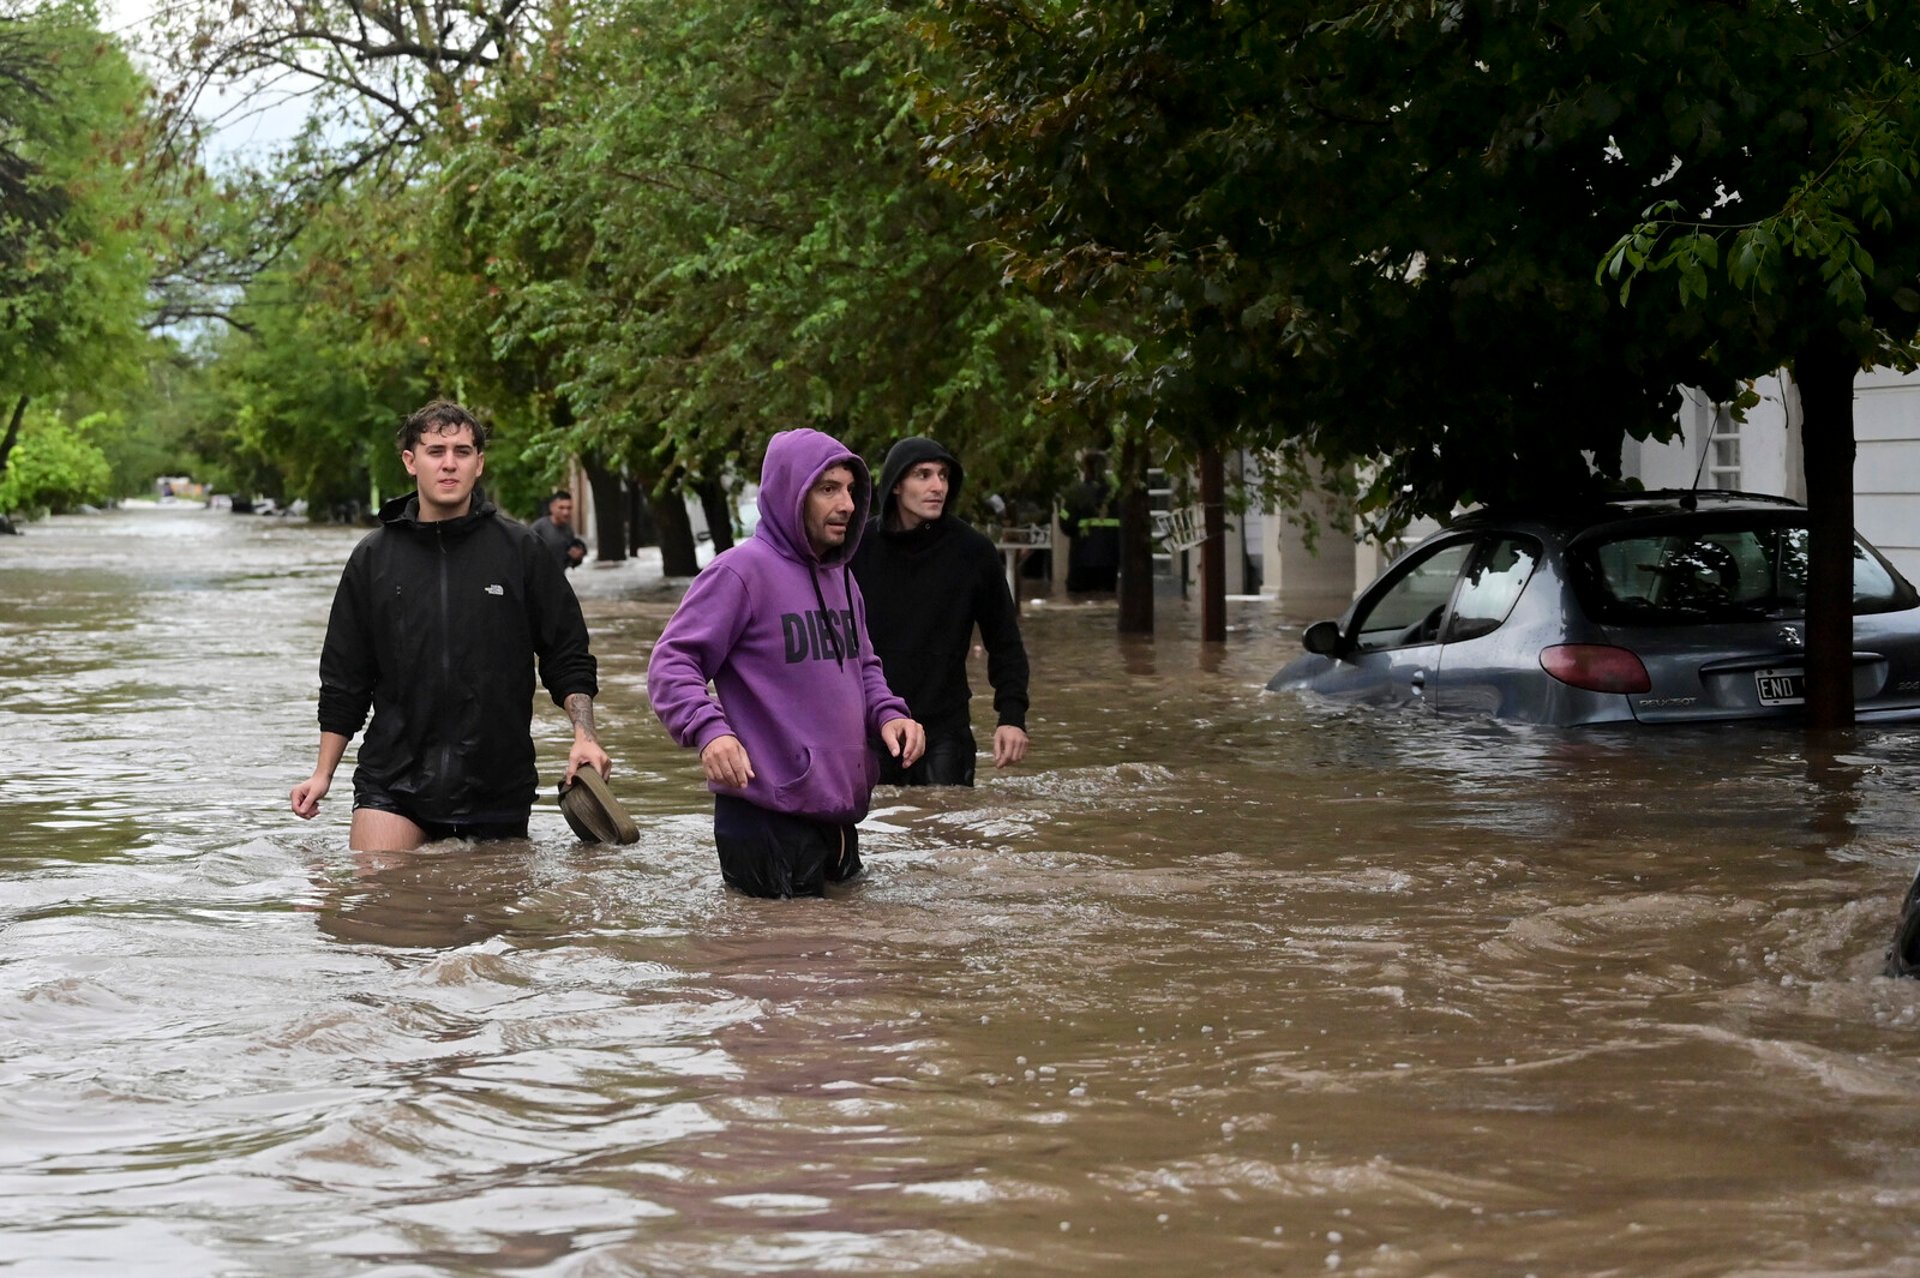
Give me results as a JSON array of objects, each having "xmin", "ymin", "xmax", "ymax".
[{"xmin": 876, "ymin": 437, "xmax": 964, "ymax": 530}]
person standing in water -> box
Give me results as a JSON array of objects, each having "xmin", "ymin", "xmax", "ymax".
[
  {"xmin": 290, "ymin": 400, "xmax": 611, "ymax": 849},
  {"xmin": 646, "ymin": 428, "xmax": 924, "ymax": 897},
  {"xmin": 850, "ymin": 436, "xmax": 1029, "ymax": 785}
]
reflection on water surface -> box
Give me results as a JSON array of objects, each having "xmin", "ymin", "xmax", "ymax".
[{"xmin": 5, "ymin": 506, "xmax": 1920, "ymax": 1274}]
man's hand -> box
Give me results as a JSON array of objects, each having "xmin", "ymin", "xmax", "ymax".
[
  {"xmin": 880, "ymin": 717, "xmax": 926, "ymax": 768},
  {"xmin": 292, "ymin": 733, "xmax": 349, "ymax": 821},
  {"xmin": 993, "ymin": 725, "xmax": 1029, "ymax": 768},
  {"xmin": 565, "ymin": 739, "xmax": 612, "ymax": 787},
  {"xmin": 700, "ymin": 734, "xmax": 755, "ymax": 788},
  {"xmin": 562, "ymin": 694, "xmax": 610, "ymax": 787},
  {"xmin": 290, "ymin": 773, "xmax": 331, "ymax": 820}
]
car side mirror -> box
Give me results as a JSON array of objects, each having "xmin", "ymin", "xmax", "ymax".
[{"xmin": 1301, "ymin": 619, "xmax": 1348, "ymax": 658}]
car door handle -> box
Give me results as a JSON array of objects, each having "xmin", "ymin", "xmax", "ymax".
[{"xmin": 1409, "ymin": 670, "xmax": 1426, "ymax": 693}]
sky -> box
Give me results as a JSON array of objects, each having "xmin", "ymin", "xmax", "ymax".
[{"xmin": 100, "ymin": 0, "xmax": 312, "ymax": 164}]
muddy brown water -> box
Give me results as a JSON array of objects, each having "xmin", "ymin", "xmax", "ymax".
[{"xmin": 6, "ymin": 505, "xmax": 1920, "ymax": 1276}]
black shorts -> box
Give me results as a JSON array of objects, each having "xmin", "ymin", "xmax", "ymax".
[
  {"xmin": 875, "ymin": 723, "xmax": 976, "ymax": 787},
  {"xmin": 713, "ymin": 793, "xmax": 862, "ymax": 898},
  {"xmin": 352, "ymin": 775, "xmax": 530, "ymax": 843}
]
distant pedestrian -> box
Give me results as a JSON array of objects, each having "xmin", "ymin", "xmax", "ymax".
[
  {"xmin": 851, "ymin": 437, "xmax": 1029, "ymax": 786},
  {"xmin": 1062, "ymin": 452, "xmax": 1120, "ymax": 592},
  {"xmin": 290, "ymin": 401, "xmax": 611, "ymax": 849},
  {"xmin": 532, "ymin": 490, "xmax": 577, "ymax": 568},
  {"xmin": 646, "ymin": 428, "xmax": 924, "ymax": 897}
]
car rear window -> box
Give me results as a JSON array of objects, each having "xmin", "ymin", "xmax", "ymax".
[{"xmin": 1575, "ymin": 522, "xmax": 1917, "ymax": 623}]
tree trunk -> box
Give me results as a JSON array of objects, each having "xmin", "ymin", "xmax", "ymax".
[
  {"xmin": 626, "ymin": 477, "xmax": 656, "ymax": 552},
  {"xmin": 0, "ymin": 394, "xmax": 26, "ymax": 479},
  {"xmin": 1117, "ymin": 434, "xmax": 1155, "ymax": 635},
  {"xmin": 655, "ymin": 471, "xmax": 701, "ymax": 577},
  {"xmin": 1199, "ymin": 447, "xmax": 1227, "ymax": 643},
  {"xmin": 696, "ymin": 475, "xmax": 736, "ymax": 554},
  {"xmin": 582, "ymin": 454, "xmax": 628, "ymax": 564},
  {"xmin": 1795, "ymin": 340, "xmax": 1859, "ymax": 730}
]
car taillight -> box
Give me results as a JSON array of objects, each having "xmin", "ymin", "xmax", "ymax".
[{"xmin": 1539, "ymin": 644, "xmax": 1652, "ymax": 694}]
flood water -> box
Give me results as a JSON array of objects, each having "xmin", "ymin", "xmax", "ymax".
[{"xmin": 6, "ymin": 505, "xmax": 1920, "ymax": 1276}]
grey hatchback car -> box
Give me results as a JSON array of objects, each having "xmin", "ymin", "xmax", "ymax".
[{"xmin": 1267, "ymin": 490, "xmax": 1920, "ymax": 725}]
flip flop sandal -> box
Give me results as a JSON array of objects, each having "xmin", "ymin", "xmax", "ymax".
[{"xmin": 558, "ymin": 768, "xmax": 640, "ymax": 845}]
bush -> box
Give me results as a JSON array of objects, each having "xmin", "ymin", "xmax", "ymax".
[{"xmin": 0, "ymin": 414, "xmax": 114, "ymax": 514}]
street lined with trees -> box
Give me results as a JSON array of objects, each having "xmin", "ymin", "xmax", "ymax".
[{"xmin": 7, "ymin": 0, "xmax": 1920, "ymax": 719}]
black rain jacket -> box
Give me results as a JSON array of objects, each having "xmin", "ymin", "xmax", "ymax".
[
  {"xmin": 317, "ymin": 487, "xmax": 599, "ymax": 823},
  {"xmin": 849, "ymin": 437, "xmax": 1029, "ymax": 735}
]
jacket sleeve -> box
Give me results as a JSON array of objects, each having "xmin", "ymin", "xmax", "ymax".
[
  {"xmin": 526, "ymin": 539, "xmax": 598, "ymax": 705},
  {"xmin": 647, "ymin": 564, "xmax": 753, "ymax": 752},
  {"xmin": 316, "ymin": 550, "xmax": 377, "ymax": 738},
  {"xmin": 973, "ymin": 541, "xmax": 1030, "ymax": 730},
  {"xmin": 850, "ymin": 574, "xmax": 912, "ymax": 735}
]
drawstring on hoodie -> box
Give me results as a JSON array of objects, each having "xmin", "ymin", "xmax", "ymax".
[{"xmin": 808, "ymin": 568, "xmax": 849, "ymax": 669}]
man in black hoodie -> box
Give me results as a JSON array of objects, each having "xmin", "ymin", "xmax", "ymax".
[
  {"xmin": 850, "ymin": 437, "xmax": 1030, "ymax": 786},
  {"xmin": 289, "ymin": 400, "xmax": 611, "ymax": 849}
]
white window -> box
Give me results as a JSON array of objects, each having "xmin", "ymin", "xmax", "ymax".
[{"xmin": 1707, "ymin": 404, "xmax": 1741, "ymax": 490}]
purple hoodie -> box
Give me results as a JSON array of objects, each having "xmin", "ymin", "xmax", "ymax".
[{"xmin": 646, "ymin": 428, "xmax": 911, "ymax": 822}]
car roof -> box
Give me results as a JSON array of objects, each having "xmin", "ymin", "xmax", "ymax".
[{"xmin": 1445, "ymin": 488, "xmax": 1806, "ymax": 540}]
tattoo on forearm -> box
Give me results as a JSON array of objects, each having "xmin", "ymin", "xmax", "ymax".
[{"xmin": 565, "ymin": 693, "xmax": 599, "ymax": 741}]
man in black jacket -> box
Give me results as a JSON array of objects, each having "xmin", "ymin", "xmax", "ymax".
[
  {"xmin": 850, "ymin": 437, "xmax": 1029, "ymax": 786},
  {"xmin": 289, "ymin": 400, "xmax": 611, "ymax": 849}
]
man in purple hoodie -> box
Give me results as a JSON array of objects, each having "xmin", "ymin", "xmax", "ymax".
[{"xmin": 647, "ymin": 429, "xmax": 926, "ymax": 897}]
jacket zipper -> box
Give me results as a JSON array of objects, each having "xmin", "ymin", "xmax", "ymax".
[{"xmin": 436, "ymin": 524, "xmax": 454, "ymax": 784}]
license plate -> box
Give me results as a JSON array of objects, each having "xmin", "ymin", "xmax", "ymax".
[{"xmin": 1755, "ymin": 668, "xmax": 1805, "ymax": 706}]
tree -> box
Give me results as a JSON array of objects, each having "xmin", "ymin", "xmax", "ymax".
[
  {"xmin": 1594, "ymin": 2, "xmax": 1920, "ymax": 727},
  {"xmin": 59, "ymin": 340, "xmax": 224, "ymax": 497},
  {"xmin": 454, "ymin": 0, "xmax": 1101, "ymax": 554},
  {"xmin": 928, "ymin": 2, "xmax": 1740, "ymax": 502},
  {"xmin": 0, "ymin": 1, "xmax": 159, "ymax": 482},
  {"xmin": 145, "ymin": 0, "xmax": 546, "ymax": 208},
  {"xmin": 929, "ymin": 2, "xmax": 1920, "ymax": 697},
  {"xmin": 0, "ymin": 407, "xmax": 112, "ymax": 513},
  {"xmin": 135, "ymin": 0, "xmax": 564, "ymax": 498},
  {"xmin": 198, "ymin": 195, "xmax": 436, "ymax": 511}
]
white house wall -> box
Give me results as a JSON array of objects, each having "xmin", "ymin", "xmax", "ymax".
[
  {"xmin": 1622, "ymin": 376, "xmax": 1801, "ymax": 499},
  {"xmin": 1254, "ymin": 365, "xmax": 1920, "ymax": 609},
  {"xmin": 1626, "ymin": 368, "xmax": 1920, "ymax": 583},
  {"xmin": 1854, "ymin": 367, "xmax": 1920, "ymax": 578},
  {"xmin": 1249, "ymin": 455, "xmax": 1363, "ymax": 607}
]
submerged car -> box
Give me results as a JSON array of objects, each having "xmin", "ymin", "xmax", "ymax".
[{"xmin": 1267, "ymin": 490, "xmax": 1920, "ymax": 725}]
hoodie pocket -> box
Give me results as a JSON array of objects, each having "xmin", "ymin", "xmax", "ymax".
[{"xmin": 770, "ymin": 744, "xmax": 875, "ymax": 816}]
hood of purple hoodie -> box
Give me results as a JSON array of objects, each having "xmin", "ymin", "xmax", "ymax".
[{"xmin": 755, "ymin": 428, "xmax": 872, "ymax": 566}]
